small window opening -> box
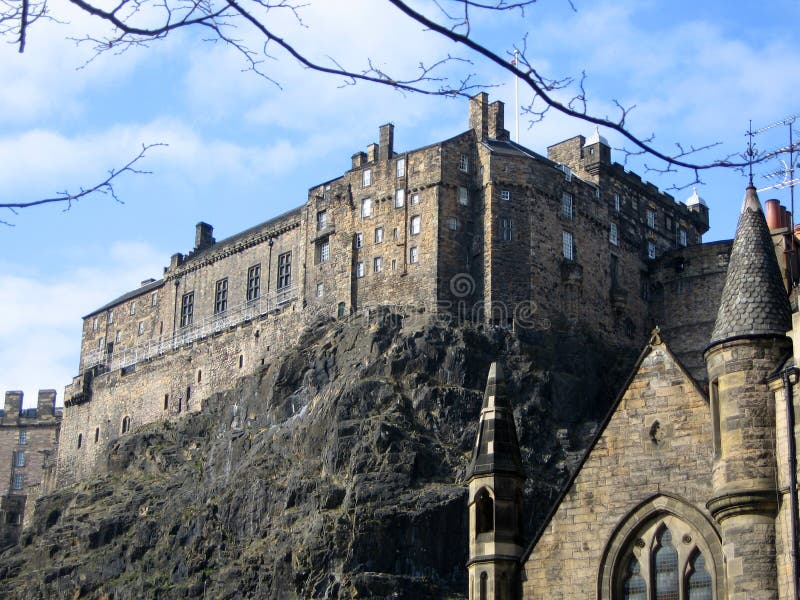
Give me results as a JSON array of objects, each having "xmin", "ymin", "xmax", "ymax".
[
  {"xmin": 164, "ymin": 394, "xmax": 169, "ymax": 410},
  {"xmin": 197, "ymin": 370, "xmax": 202, "ymax": 383},
  {"xmin": 94, "ymin": 427, "xmax": 100, "ymax": 443},
  {"xmin": 77, "ymin": 433, "xmax": 83, "ymax": 449},
  {"xmin": 239, "ymin": 354, "xmax": 244, "ymax": 368},
  {"xmin": 475, "ymin": 488, "xmax": 494, "ymax": 534}
]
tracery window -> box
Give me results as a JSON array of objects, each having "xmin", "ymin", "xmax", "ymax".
[{"xmin": 618, "ymin": 519, "xmax": 716, "ymax": 600}]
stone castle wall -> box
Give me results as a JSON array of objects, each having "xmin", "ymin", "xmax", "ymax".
[
  {"xmin": 59, "ymin": 93, "xmax": 717, "ymax": 487},
  {"xmin": 0, "ymin": 390, "xmax": 61, "ymax": 546}
]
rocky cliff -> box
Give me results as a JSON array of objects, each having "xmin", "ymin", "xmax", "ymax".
[{"xmin": 0, "ymin": 312, "xmax": 637, "ymax": 599}]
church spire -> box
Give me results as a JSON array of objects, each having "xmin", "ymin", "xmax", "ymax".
[
  {"xmin": 467, "ymin": 362, "xmax": 524, "ymax": 480},
  {"xmin": 708, "ymin": 184, "xmax": 791, "ymax": 349}
]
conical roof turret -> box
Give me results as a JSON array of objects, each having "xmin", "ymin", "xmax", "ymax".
[
  {"xmin": 467, "ymin": 362, "xmax": 524, "ymax": 480},
  {"xmin": 708, "ymin": 184, "xmax": 791, "ymax": 348}
]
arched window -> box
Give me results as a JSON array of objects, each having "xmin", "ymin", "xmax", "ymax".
[
  {"xmin": 121, "ymin": 416, "xmax": 131, "ymax": 434},
  {"xmin": 622, "ymin": 557, "xmax": 646, "ymax": 600},
  {"xmin": 479, "ymin": 572, "xmax": 488, "ymax": 600},
  {"xmin": 687, "ymin": 551, "xmax": 712, "ymax": 600},
  {"xmin": 475, "ymin": 488, "xmax": 494, "ymax": 534},
  {"xmin": 654, "ymin": 527, "xmax": 679, "ymax": 599},
  {"xmin": 610, "ymin": 512, "xmax": 719, "ymax": 600}
]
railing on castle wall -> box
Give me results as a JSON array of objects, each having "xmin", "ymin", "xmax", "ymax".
[{"xmin": 80, "ymin": 286, "xmax": 298, "ymax": 372}]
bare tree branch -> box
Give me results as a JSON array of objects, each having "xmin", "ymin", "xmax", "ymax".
[{"xmin": 0, "ymin": 143, "xmax": 165, "ymax": 222}]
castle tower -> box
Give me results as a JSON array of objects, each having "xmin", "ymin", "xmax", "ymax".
[
  {"xmin": 704, "ymin": 184, "xmax": 792, "ymax": 598},
  {"xmin": 467, "ymin": 363, "xmax": 525, "ymax": 600}
]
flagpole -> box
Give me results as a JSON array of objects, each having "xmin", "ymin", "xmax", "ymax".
[{"xmin": 514, "ymin": 49, "xmax": 520, "ymax": 143}]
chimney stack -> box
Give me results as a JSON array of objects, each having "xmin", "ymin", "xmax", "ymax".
[
  {"xmin": 37, "ymin": 389, "xmax": 56, "ymax": 416},
  {"xmin": 194, "ymin": 222, "xmax": 215, "ymax": 251},
  {"xmin": 469, "ymin": 92, "xmax": 489, "ymax": 140},
  {"xmin": 765, "ymin": 199, "xmax": 781, "ymax": 230},
  {"xmin": 4, "ymin": 391, "xmax": 22, "ymax": 415},
  {"xmin": 379, "ymin": 124, "xmax": 394, "ymax": 161}
]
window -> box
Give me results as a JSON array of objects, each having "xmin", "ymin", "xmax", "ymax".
[
  {"xmin": 316, "ymin": 239, "xmax": 330, "ymax": 263},
  {"xmin": 356, "ymin": 262, "xmax": 365, "ymax": 278},
  {"xmin": 115, "ymin": 330, "xmax": 121, "ymax": 343},
  {"xmin": 447, "ymin": 216, "xmax": 459, "ymax": 231},
  {"xmin": 374, "ymin": 256, "xmax": 383, "ymax": 273},
  {"xmin": 247, "ymin": 264, "xmax": 261, "ymax": 301},
  {"xmin": 337, "ymin": 302, "xmax": 346, "ymax": 318},
  {"xmin": 97, "ymin": 337, "xmax": 104, "ymax": 350},
  {"xmin": 500, "ymin": 217, "xmax": 513, "ymax": 241},
  {"xmin": 164, "ymin": 394, "xmax": 169, "ymax": 411},
  {"xmin": 277, "ymin": 252, "xmax": 292, "ymax": 289},
  {"xmin": 391, "ymin": 259, "xmax": 397, "ymax": 271},
  {"xmin": 458, "ymin": 187, "xmax": 469, "ymax": 206},
  {"xmin": 393, "ymin": 227, "xmax": 399, "ymax": 241},
  {"xmin": 214, "ymin": 278, "xmax": 228, "ymax": 314},
  {"xmin": 395, "ymin": 189, "xmax": 405, "ymax": 208},
  {"xmin": 362, "ymin": 168, "xmax": 371, "ymax": 187},
  {"xmin": 374, "ymin": 227, "xmax": 384, "ymax": 244},
  {"xmin": 138, "ymin": 322, "xmax": 145, "ymax": 336},
  {"xmin": 409, "ymin": 247, "xmax": 419, "ymax": 264},
  {"xmin": 95, "ymin": 428, "xmax": 100, "ymax": 443},
  {"xmin": 121, "ymin": 416, "xmax": 131, "ymax": 434},
  {"xmin": 15, "ymin": 451, "xmax": 24, "ymax": 467},
  {"xmin": 679, "ymin": 228, "xmax": 687, "ymax": 247},
  {"xmin": 18, "ymin": 430, "xmax": 26, "ymax": 445},
  {"xmin": 129, "ymin": 301, "xmax": 136, "ymax": 316},
  {"xmin": 563, "ymin": 231, "xmax": 574, "ymax": 261},
  {"xmin": 151, "ymin": 292, "xmax": 158, "ymax": 307},
  {"xmin": 361, "ymin": 198, "xmax": 372, "ymax": 218},
  {"xmin": 355, "ymin": 233, "xmax": 363, "ymax": 249},
  {"xmin": 475, "ymin": 488, "xmax": 494, "ymax": 534},
  {"xmin": 92, "ymin": 318, "xmax": 98, "ymax": 332},
  {"xmin": 648, "ymin": 241, "xmax": 657, "ymax": 260},
  {"xmin": 108, "ymin": 309, "xmax": 114, "ymax": 324},
  {"xmin": 459, "ymin": 154, "xmax": 469, "ymax": 172},
  {"xmin": 647, "ymin": 208, "xmax": 656, "ymax": 229},
  {"xmin": 610, "ymin": 223, "xmax": 619, "ymax": 246},
  {"xmin": 396, "ymin": 158, "xmax": 405, "ymax": 178},
  {"xmin": 316, "ymin": 283, "xmax": 324, "ymax": 298},
  {"xmin": 77, "ymin": 434, "xmax": 82, "ymax": 449},
  {"xmin": 562, "ymin": 193, "xmax": 574, "ymax": 219},
  {"xmin": 12, "ymin": 474, "xmax": 23, "ymax": 490},
  {"xmin": 665, "ymin": 215, "xmax": 673, "ymax": 232},
  {"xmin": 316, "ymin": 209, "xmax": 327, "ymax": 230},
  {"xmin": 410, "ymin": 215, "xmax": 421, "ymax": 235},
  {"xmin": 411, "ymin": 193, "xmax": 420, "ymax": 205},
  {"xmin": 500, "ymin": 190, "xmax": 511, "ymax": 201},
  {"xmin": 180, "ymin": 292, "xmax": 194, "ymax": 327},
  {"xmin": 614, "ymin": 194, "xmax": 621, "ymax": 212}
]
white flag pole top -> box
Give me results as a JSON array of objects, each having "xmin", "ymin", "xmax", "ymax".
[{"xmin": 513, "ymin": 50, "xmax": 520, "ymax": 143}]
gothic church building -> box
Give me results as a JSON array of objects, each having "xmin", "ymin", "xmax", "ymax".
[{"xmin": 467, "ymin": 184, "xmax": 800, "ymax": 599}]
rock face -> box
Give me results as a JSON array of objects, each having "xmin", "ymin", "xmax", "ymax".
[{"xmin": 0, "ymin": 313, "xmax": 636, "ymax": 599}]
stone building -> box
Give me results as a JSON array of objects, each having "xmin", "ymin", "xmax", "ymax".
[
  {"xmin": 468, "ymin": 184, "xmax": 800, "ymax": 599},
  {"xmin": 58, "ymin": 92, "xmax": 715, "ymax": 485},
  {"xmin": 0, "ymin": 390, "xmax": 61, "ymax": 548}
]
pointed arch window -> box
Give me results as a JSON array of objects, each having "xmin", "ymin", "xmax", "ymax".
[
  {"xmin": 654, "ymin": 527, "xmax": 679, "ymax": 599},
  {"xmin": 475, "ymin": 488, "xmax": 494, "ymax": 534},
  {"xmin": 622, "ymin": 557, "xmax": 646, "ymax": 600},
  {"xmin": 687, "ymin": 551, "xmax": 712, "ymax": 600}
]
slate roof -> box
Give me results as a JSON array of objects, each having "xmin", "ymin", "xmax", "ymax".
[
  {"xmin": 84, "ymin": 278, "xmax": 165, "ymax": 319},
  {"xmin": 467, "ymin": 362, "xmax": 525, "ymax": 480},
  {"xmin": 708, "ymin": 184, "xmax": 791, "ymax": 347}
]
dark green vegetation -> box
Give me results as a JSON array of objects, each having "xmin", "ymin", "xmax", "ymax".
[{"xmin": 0, "ymin": 313, "xmax": 636, "ymax": 599}]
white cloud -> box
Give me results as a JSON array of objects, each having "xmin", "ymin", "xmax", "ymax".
[{"xmin": 0, "ymin": 241, "xmax": 167, "ymax": 408}]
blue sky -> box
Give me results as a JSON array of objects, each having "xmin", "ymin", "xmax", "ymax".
[{"xmin": 1, "ymin": 0, "xmax": 798, "ymax": 406}]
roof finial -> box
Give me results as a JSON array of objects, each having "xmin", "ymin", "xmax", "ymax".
[{"xmin": 746, "ymin": 119, "xmax": 756, "ymax": 186}]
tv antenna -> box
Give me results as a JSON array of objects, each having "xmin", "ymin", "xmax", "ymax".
[{"xmin": 753, "ymin": 113, "xmax": 800, "ymax": 287}]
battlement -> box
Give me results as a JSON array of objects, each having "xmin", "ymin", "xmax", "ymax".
[{"xmin": 1, "ymin": 390, "xmax": 61, "ymax": 421}]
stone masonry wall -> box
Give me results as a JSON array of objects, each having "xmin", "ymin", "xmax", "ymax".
[
  {"xmin": 59, "ymin": 305, "xmax": 303, "ymax": 485},
  {"xmin": 522, "ymin": 342, "xmax": 718, "ymax": 599}
]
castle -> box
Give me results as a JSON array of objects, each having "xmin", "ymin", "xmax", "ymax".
[
  {"xmin": 4, "ymin": 92, "xmax": 800, "ymax": 597},
  {"xmin": 55, "ymin": 92, "xmax": 719, "ymax": 486}
]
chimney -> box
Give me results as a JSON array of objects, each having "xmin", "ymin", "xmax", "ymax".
[
  {"xmin": 379, "ymin": 124, "xmax": 394, "ymax": 161},
  {"xmin": 194, "ymin": 222, "xmax": 215, "ymax": 251},
  {"xmin": 469, "ymin": 92, "xmax": 489, "ymax": 140},
  {"xmin": 488, "ymin": 101, "xmax": 508, "ymax": 140},
  {"xmin": 352, "ymin": 151, "xmax": 367, "ymax": 169},
  {"xmin": 4, "ymin": 391, "xmax": 22, "ymax": 415},
  {"xmin": 366, "ymin": 143, "xmax": 378, "ymax": 163},
  {"xmin": 37, "ymin": 389, "xmax": 56, "ymax": 416}
]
